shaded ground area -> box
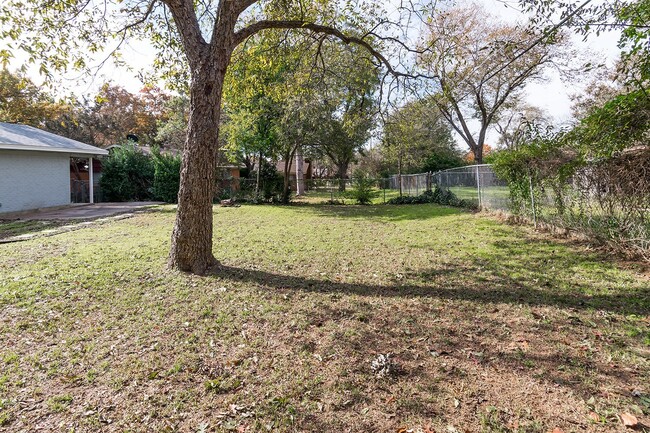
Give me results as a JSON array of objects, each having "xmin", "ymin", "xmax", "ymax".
[
  {"xmin": 0, "ymin": 203, "xmax": 648, "ymax": 432},
  {"xmin": 0, "ymin": 202, "xmax": 163, "ymax": 241}
]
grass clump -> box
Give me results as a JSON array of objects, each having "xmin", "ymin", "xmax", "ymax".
[{"xmin": 46, "ymin": 394, "xmax": 73, "ymax": 413}]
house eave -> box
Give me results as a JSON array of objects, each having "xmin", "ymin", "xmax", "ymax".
[{"xmin": 0, "ymin": 143, "xmax": 109, "ymax": 156}]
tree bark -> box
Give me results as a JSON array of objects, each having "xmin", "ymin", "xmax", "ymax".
[
  {"xmin": 282, "ymin": 147, "xmax": 297, "ymax": 203},
  {"xmin": 474, "ymin": 141, "xmax": 484, "ymax": 164},
  {"xmin": 168, "ymin": 55, "xmax": 227, "ymax": 274},
  {"xmin": 337, "ymin": 162, "xmax": 348, "ymax": 192}
]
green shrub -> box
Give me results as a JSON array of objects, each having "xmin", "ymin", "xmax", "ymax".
[
  {"xmin": 260, "ymin": 160, "xmax": 285, "ymax": 203},
  {"xmin": 100, "ymin": 143, "xmax": 154, "ymax": 201},
  {"xmin": 152, "ymin": 150, "xmax": 181, "ymax": 203},
  {"xmin": 387, "ymin": 186, "xmax": 476, "ymax": 209},
  {"xmin": 349, "ymin": 170, "xmax": 377, "ymax": 205}
]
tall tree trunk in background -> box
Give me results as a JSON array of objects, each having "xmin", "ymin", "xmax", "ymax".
[
  {"xmin": 474, "ymin": 142, "xmax": 484, "ymax": 164},
  {"xmin": 295, "ymin": 147, "xmax": 304, "ymax": 196},
  {"xmin": 282, "ymin": 156, "xmax": 294, "ymax": 204},
  {"xmin": 168, "ymin": 55, "xmax": 228, "ymax": 274},
  {"xmin": 337, "ymin": 162, "xmax": 348, "ymax": 192},
  {"xmin": 255, "ymin": 150, "xmax": 262, "ymax": 197}
]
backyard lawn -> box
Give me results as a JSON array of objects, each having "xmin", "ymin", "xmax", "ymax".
[{"xmin": 0, "ymin": 203, "xmax": 649, "ymax": 432}]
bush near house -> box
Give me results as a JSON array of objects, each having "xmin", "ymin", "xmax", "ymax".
[
  {"xmin": 100, "ymin": 143, "xmax": 183, "ymax": 203},
  {"xmin": 152, "ymin": 150, "xmax": 182, "ymax": 203},
  {"xmin": 100, "ymin": 143, "xmax": 154, "ymax": 202}
]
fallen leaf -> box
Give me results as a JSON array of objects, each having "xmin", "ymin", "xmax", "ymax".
[
  {"xmin": 588, "ymin": 412, "xmax": 599, "ymax": 422},
  {"xmin": 620, "ymin": 412, "xmax": 638, "ymax": 428}
]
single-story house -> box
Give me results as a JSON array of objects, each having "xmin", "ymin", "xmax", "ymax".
[
  {"xmin": 275, "ymin": 160, "xmax": 312, "ymax": 191},
  {"xmin": 0, "ymin": 122, "xmax": 108, "ymax": 215}
]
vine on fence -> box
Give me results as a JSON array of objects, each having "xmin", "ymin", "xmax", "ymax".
[{"xmin": 492, "ymin": 97, "xmax": 650, "ymax": 260}]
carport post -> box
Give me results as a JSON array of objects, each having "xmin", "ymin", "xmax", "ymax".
[{"xmin": 88, "ymin": 157, "xmax": 94, "ymax": 204}]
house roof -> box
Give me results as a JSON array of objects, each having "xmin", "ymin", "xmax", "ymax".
[
  {"xmin": 0, "ymin": 122, "xmax": 108, "ymax": 156},
  {"xmin": 275, "ymin": 160, "xmax": 311, "ymax": 175}
]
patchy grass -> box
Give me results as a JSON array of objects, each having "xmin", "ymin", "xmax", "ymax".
[
  {"xmin": 0, "ymin": 203, "xmax": 648, "ymax": 432},
  {"xmin": 0, "ymin": 219, "xmax": 73, "ymax": 240}
]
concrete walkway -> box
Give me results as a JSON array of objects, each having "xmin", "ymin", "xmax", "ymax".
[
  {"xmin": 0, "ymin": 202, "xmax": 165, "ymax": 243},
  {"xmin": 16, "ymin": 202, "xmax": 164, "ymax": 220}
]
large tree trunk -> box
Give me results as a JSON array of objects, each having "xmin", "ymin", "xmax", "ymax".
[{"xmin": 168, "ymin": 56, "xmax": 227, "ymax": 274}]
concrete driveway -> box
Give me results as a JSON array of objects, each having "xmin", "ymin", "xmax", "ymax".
[{"xmin": 15, "ymin": 202, "xmax": 164, "ymax": 220}]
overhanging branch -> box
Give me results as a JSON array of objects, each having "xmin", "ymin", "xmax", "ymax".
[{"xmin": 232, "ymin": 20, "xmax": 437, "ymax": 80}]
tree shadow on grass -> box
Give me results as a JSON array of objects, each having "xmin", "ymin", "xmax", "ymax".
[
  {"xmin": 209, "ymin": 264, "xmax": 648, "ymax": 418},
  {"xmin": 212, "ymin": 262, "xmax": 649, "ymax": 317}
]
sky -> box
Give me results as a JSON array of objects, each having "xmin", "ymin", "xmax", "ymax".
[{"xmin": 8, "ymin": 0, "xmax": 623, "ymax": 146}]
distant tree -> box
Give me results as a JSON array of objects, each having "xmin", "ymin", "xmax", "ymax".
[
  {"xmin": 0, "ymin": 68, "xmax": 99, "ymax": 144},
  {"xmin": 155, "ymin": 95, "xmax": 190, "ymax": 150},
  {"xmin": 418, "ymin": 4, "xmax": 570, "ymax": 163},
  {"xmin": 312, "ymin": 44, "xmax": 380, "ymax": 191},
  {"xmin": 494, "ymin": 97, "xmax": 550, "ymax": 149},
  {"xmin": 224, "ymin": 34, "xmax": 380, "ymax": 199},
  {"xmin": 90, "ymin": 83, "xmax": 170, "ymax": 146},
  {"xmin": 465, "ymin": 144, "xmax": 494, "ymax": 163},
  {"xmin": 382, "ymin": 97, "xmax": 461, "ymax": 175},
  {"xmin": 0, "ymin": 68, "xmax": 63, "ymax": 126}
]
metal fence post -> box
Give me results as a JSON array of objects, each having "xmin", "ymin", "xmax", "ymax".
[
  {"xmin": 529, "ymin": 174, "xmax": 537, "ymax": 228},
  {"xmin": 475, "ymin": 164, "xmax": 482, "ymax": 209}
]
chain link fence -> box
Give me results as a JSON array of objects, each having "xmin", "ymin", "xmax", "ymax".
[
  {"xmin": 432, "ymin": 165, "xmax": 510, "ymax": 211},
  {"xmin": 213, "ymin": 164, "xmax": 510, "ymax": 208},
  {"xmin": 215, "ymin": 177, "xmax": 401, "ymax": 204},
  {"xmin": 384, "ymin": 165, "xmax": 510, "ymax": 211}
]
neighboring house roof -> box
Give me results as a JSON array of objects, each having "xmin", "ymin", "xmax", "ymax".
[
  {"xmin": 106, "ymin": 144, "xmax": 181, "ymax": 157},
  {"xmin": 275, "ymin": 160, "xmax": 311, "ymax": 175},
  {"xmin": 0, "ymin": 122, "xmax": 108, "ymax": 156}
]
